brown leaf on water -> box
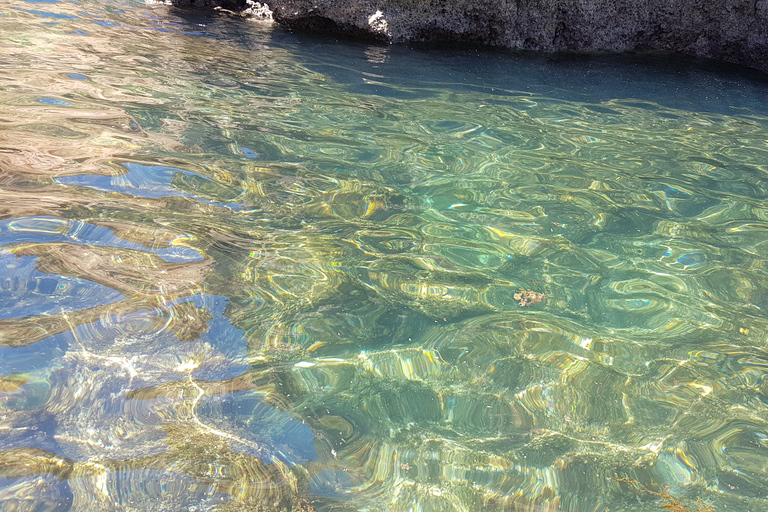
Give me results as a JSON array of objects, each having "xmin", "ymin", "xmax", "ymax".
[{"xmin": 513, "ymin": 289, "xmax": 546, "ymax": 307}]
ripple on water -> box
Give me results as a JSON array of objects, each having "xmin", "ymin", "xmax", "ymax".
[{"xmin": 3, "ymin": 1, "xmax": 768, "ymax": 510}]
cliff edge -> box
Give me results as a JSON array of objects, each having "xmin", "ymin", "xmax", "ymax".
[{"xmin": 170, "ymin": 0, "xmax": 768, "ymax": 73}]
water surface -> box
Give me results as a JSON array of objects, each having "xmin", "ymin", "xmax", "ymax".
[{"xmin": 2, "ymin": 1, "xmax": 768, "ymax": 510}]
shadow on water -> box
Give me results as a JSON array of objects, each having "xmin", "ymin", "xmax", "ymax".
[
  {"xmin": 255, "ymin": 28, "xmax": 768, "ymax": 115},
  {"xmin": 169, "ymin": 4, "xmax": 768, "ymax": 113}
]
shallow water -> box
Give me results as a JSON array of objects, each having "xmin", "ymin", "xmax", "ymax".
[{"xmin": 2, "ymin": 0, "xmax": 768, "ymax": 510}]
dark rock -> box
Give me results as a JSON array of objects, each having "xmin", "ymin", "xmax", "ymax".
[{"xmin": 168, "ymin": 0, "xmax": 768, "ymax": 73}]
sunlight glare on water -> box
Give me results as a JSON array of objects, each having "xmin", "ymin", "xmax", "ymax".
[{"xmin": 2, "ymin": 0, "xmax": 768, "ymax": 511}]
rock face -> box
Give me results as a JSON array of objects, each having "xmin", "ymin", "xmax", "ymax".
[{"xmin": 175, "ymin": 0, "xmax": 768, "ymax": 73}]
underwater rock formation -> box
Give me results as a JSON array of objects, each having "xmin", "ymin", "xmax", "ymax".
[{"xmin": 167, "ymin": 0, "xmax": 768, "ymax": 73}]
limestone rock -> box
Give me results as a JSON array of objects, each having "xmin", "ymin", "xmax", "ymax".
[{"xmin": 168, "ymin": 0, "xmax": 768, "ymax": 73}]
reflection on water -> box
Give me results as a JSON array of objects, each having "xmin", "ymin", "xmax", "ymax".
[{"xmin": 2, "ymin": 0, "xmax": 768, "ymax": 510}]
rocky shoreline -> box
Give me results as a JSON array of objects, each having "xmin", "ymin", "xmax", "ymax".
[{"xmin": 168, "ymin": 0, "xmax": 768, "ymax": 74}]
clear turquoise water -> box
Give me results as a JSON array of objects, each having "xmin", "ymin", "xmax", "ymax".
[{"xmin": 2, "ymin": 1, "xmax": 768, "ymax": 511}]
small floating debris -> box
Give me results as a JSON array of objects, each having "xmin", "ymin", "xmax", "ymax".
[{"xmin": 514, "ymin": 289, "xmax": 545, "ymax": 307}]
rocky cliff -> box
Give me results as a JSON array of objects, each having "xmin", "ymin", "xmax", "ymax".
[{"xmin": 171, "ymin": 0, "xmax": 768, "ymax": 73}]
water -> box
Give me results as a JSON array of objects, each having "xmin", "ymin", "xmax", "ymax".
[{"xmin": 2, "ymin": 1, "xmax": 768, "ymax": 510}]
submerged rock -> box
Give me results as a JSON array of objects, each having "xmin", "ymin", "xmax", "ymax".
[{"xmin": 166, "ymin": 0, "xmax": 768, "ymax": 73}]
